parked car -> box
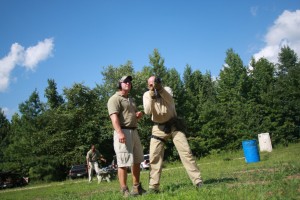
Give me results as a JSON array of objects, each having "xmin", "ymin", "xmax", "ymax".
[
  {"xmin": 0, "ymin": 172, "xmax": 28, "ymax": 189},
  {"xmin": 68, "ymin": 164, "xmax": 88, "ymax": 179},
  {"xmin": 140, "ymin": 154, "xmax": 150, "ymax": 170}
]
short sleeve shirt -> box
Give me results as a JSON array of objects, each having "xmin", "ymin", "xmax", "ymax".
[
  {"xmin": 107, "ymin": 91, "xmax": 138, "ymax": 127},
  {"xmin": 86, "ymin": 149, "xmax": 100, "ymax": 162}
]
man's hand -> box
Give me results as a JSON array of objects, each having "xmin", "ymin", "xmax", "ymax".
[
  {"xmin": 154, "ymin": 82, "xmax": 163, "ymax": 92},
  {"xmin": 136, "ymin": 111, "xmax": 143, "ymax": 120},
  {"xmin": 118, "ymin": 132, "xmax": 126, "ymax": 143}
]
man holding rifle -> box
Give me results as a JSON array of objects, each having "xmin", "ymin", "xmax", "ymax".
[{"xmin": 143, "ymin": 76, "xmax": 203, "ymax": 193}]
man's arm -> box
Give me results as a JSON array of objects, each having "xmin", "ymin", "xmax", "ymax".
[
  {"xmin": 86, "ymin": 153, "xmax": 90, "ymax": 168},
  {"xmin": 100, "ymin": 155, "xmax": 106, "ymax": 163},
  {"xmin": 143, "ymin": 91, "xmax": 153, "ymax": 115},
  {"xmin": 110, "ymin": 113, "xmax": 126, "ymax": 143},
  {"xmin": 158, "ymin": 87, "xmax": 174, "ymax": 104}
]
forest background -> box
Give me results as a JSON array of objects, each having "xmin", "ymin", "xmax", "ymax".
[{"xmin": 0, "ymin": 46, "xmax": 299, "ymax": 182}]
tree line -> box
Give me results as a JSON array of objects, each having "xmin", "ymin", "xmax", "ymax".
[{"xmin": 0, "ymin": 47, "xmax": 299, "ymax": 181}]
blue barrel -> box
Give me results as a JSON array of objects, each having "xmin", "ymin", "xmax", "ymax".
[{"xmin": 242, "ymin": 140, "xmax": 260, "ymax": 163}]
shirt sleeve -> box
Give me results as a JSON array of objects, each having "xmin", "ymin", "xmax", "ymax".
[
  {"xmin": 158, "ymin": 87, "xmax": 174, "ymax": 104},
  {"xmin": 143, "ymin": 91, "xmax": 153, "ymax": 115},
  {"xmin": 107, "ymin": 95, "xmax": 120, "ymax": 115}
]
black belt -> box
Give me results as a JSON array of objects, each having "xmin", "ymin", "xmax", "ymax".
[
  {"xmin": 154, "ymin": 122, "xmax": 166, "ymax": 126},
  {"xmin": 121, "ymin": 126, "xmax": 137, "ymax": 130},
  {"xmin": 151, "ymin": 135, "xmax": 166, "ymax": 143}
]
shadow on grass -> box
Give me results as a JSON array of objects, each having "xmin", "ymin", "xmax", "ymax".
[{"xmin": 204, "ymin": 177, "xmax": 238, "ymax": 185}]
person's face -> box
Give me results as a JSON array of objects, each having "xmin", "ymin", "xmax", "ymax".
[
  {"xmin": 147, "ymin": 76, "xmax": 155, "ymax": 90},
  {"xmin": 91, "ymin": 145, "xmax": 95, "ymax": 151},
  {"xmin": 121, "ymin": 78, "xmax": 132, "ymax": 91}
]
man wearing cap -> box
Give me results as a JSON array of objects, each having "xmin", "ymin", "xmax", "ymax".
[
  {"xmin": 143, "ymin": 76, "xmax": 203, "ymax": 193},
  {"xmin": 107, "ymin": 75, "xmax": 146, "ymax": 197}
]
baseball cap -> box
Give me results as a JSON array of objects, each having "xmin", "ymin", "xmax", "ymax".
[{"xmin": 119, "ymin": 75, "xmax": 132, "ymax": 83}]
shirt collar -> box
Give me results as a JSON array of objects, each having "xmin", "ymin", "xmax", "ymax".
[{"xmin": 116, "ymin": 91, "xmax": 128, "ymax": 98}]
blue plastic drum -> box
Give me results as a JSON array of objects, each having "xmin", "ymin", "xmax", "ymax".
[{"xmin": 242, "ymin": 140, "xmax": 260, "ymax": 163}]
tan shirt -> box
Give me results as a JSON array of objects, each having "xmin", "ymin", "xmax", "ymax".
[
  {"xmin": 107, "ymin": 91, "xmax": 138, "ymax": 127},
  {"xmin": 86, "ymin": 149, "xmax": 101, "ymax": 162},
  {"xmin": 143, "ymin": 87, "xmax": 177, "ymax": 123}
]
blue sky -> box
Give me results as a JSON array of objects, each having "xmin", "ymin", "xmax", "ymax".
[{"xmin": 1, "ymin": 0, "xmax": 299, "ymax": 120}]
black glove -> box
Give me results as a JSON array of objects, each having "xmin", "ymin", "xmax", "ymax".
[
  {"xmin": 154, "ymin": 77, "xmax": 163, "ymax": 92},
  {"xmin": 154, "ymin": 82, "xmax": 162, "ymax": 92}
]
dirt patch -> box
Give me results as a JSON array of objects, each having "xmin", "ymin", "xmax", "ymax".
[
  {"xmin": 227, "ymin": 180, "xmax": 270, "ymax": 188},
  {"xmin": 286, "ymin": 174, "xmax": 300, "ymax": 180},
  {"xmin": 233, "ymin": 168, "xmax": 278, "ymax": 174}
]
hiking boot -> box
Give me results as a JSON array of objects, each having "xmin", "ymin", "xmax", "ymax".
[
  {"xmin": 131, "ymin": 183, "xmax": 147, "ymax": 196},
  {"xmin": 196, "ymin": 181, "xmax": 203, "ymax": 189},
  {"xmin": 121, "ymin": 186, "xmax": 130, "ymax": 198}
]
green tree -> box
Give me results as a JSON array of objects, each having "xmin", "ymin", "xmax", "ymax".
[
  {"xmin": 273, "ymin": 46, "xmax": 300, "ymax": 144},
  {"xmin": 149, "ymin": 49, "xmax": 167, "ymax": 79},
  {"xmin": 0, "ymin": 108, "xmax": 10, "ymax": 166},
  {"xmin": 182, "ymin": 65, "xmax": 204, "ymax": 135},
  {"xmin": 248, "ymin": 58, "xmax": 276, "ymax": 136},
  {"xmin": 0, "ymin": 108, "xmax": 10, "ymax": 143},
  {"xmin": 182, "ymin": 66, "xmax": 219, "ymax": 155},
  {"xmin": 63, "ymin": 84, "xmax": 106, "ymax": 159},
  {"xmin": 3, "ymin": 89, "xmax": 46, "ymax": 176},
  {"xmin": 216, "ymin": 49, "xmax": 251, "ymax": 150},
  {"xmin": 19, "ymin": 89, "xmax": 45, "ymax": 121},
  {"xmin": 218, "ymin": 49, "xmax": 249, "ymax": 103},
  {"xmin": 44, "ymin": 79, "xmax": 64, "ymax": 109}
]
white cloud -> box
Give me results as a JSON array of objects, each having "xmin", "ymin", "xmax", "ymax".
[
  {"xmin": 1, "ymin": 107, "xmax": 9, "ymax": 117},
  {"xmin": 0, "ymin": 43, "xmax": 24, "ymax": 91},
  {"xmin": 250, "ymin": 6, "xmax": 258, "ymax": 17},
  {"xmin": 253, "ymin": 10, "xmax": 300, "ymax": 63},
  {"xmin": 0, "ymin": 107, "xmax": 17, "ymax": 120},
  {"xmin": 0, "ymin": 38, "xmax": 54, "ymax": 92},
  {"xmin": 23, "ymin": 38, "xmax": 54, "ymax": 70}
]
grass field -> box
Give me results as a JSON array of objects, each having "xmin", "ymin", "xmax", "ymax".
[{"xmin": 1, "ymin": 143, "xmax": 299, "ymax": 200}]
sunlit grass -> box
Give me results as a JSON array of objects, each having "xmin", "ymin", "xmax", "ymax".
[{"xmin": 1, "ymin": 143, "xmax": 299, "ymax": 199}]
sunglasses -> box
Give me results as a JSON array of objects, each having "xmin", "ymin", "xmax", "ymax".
[{"xmin": 123, "ymin": 80, "xmax": 131, "ymax": 84}]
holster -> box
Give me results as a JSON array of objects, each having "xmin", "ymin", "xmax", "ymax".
[{"xmin": 163, "ymin": 117, "xmax": 186, "ymax": 134}]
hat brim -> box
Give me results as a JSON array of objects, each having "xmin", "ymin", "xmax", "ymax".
[{"xmin": 119, "ymin": 75, "xmax": 132, "ymax": 82}]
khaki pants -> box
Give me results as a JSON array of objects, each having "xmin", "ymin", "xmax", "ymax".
[
  {"xmin": 88, "ymin": 161, "xmax": 101, "ymax": 183},
  {"xmin": 149, "ymin": 125, "xmax": 202, "ymax": 189}
]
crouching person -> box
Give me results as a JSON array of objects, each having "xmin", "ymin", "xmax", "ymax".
[{"xmin": 86, "ymin": 144, "xmax": 106, "ymax": 184}]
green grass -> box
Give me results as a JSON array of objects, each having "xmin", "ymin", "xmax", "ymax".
[{"xmin": 1, "ymin": 143, "xmax": 299, "ymax": 200}]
